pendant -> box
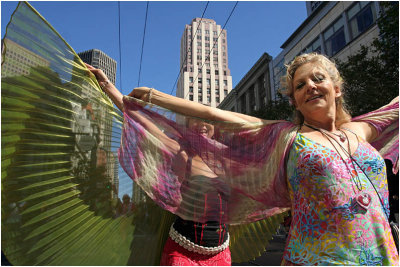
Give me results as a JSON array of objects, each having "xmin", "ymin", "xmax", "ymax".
[
  {"xmin": 355, "ymin": 192, "xmax": 372, "ymax": 211},
  {"xmin": 339, "ymin": 134, "xmax": 346, "ymax": 142}
]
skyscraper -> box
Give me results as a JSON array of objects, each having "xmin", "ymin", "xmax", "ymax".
[
  {"xmin": 78, "ymin": 49, "xmax": 117, "ymax": 85},
  {"xmin": 177, "ymin": 18, "xmax": 232, "ymax": 107}
]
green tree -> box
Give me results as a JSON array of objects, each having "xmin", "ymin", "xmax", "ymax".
[
  {"xmin": 338, "ymin": 1, "xmax": 399, "ymax": 117},
  {"xmin": 251, "ymin": 92, "xmax": 293, "ymax": 121}
]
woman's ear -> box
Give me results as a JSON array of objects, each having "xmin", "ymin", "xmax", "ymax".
[{"xmin": 334, "ymin": 85, "xmax": 342, "ymax": 98}]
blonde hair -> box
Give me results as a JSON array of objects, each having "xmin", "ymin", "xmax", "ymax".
[{"xmin": 281, "ymin": 53, "xmax": 351, "ymax": 126}]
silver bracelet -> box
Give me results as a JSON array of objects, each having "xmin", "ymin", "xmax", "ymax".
[
  {"xmin": 169, "ymin": 223, "xmax": 230, "ymax": 255},
  {"xmin": 148, "ymin": 88, "xmax": 154, "ymax": 103}
]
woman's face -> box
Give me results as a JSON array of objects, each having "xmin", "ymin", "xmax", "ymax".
[
  {"xmin": 188, "ymin": 119, "xmax": 214, "ymax": 138},
  {"xmin": 292, "ymin": 63, "xmax": 341, "ymax": 122}
]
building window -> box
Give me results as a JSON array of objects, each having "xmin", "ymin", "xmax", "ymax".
[
  {"xmin": 222, "ymin": 39, "xmax": 225, "ymax": 43},
  {"xmin": 214, "ymin": 57, "xmax": 218, "ymax": 62},
  {"xmin": 198, "ymin": 78, "xmax": 202, "ymax": 84},
  {"xmin": 205, "ymin": 43, "xmax": 210, "ymax": 47},
  {"xmin": 224, "ymin": 89, "xmax": 228, "ymax": 97},
  {"xmin": 205, "ymin": 30, "xmax": 209, "ymax": 34},
  {"xmin": 189, "ymin": 86, "xmax": 193, "ymax": 92},
  {"xmin": 199, "ymin": 94, "xmax": 203, "ymax": 102},
  {"xmin": 207, "ymin": 79, "xmax": 211, "ymax": 85},
  {"xmin": 348, "ymin": 2, "xmax": 377, "ymax": 40},
  {"xmin": 223, "ymin": 52, "xmax": 226, "ymax": 56},
  {"xmin": 189, "ymin": 77, "xmax": 193, "ymax": 83},
  {"xmin": 223, "ymin": 59, "xmax": 226, "ymax": 63},
  {"xmin": 215, "ymin": 70, "xmax": 219, "ymax": 75},
  {"xmin": 197, "ymin": 35, "xmax": 201, "ymax": 40},
  {"xmin": 207, "ymin": 88, "xmax": 211, "ymax": 94},
  {"xmin": 302, "ymin": 37, "xmax": 321, "ymax": 54},
  {"xmin": 205, "ymin": 36, "xmax": 210, "ymax": 41},
  {"xmin": 323, "ymin": 16, "xmax": 346, "ymax": 56},
  {"xmin": 216, "ymin": 89, "xmax": 220, "ymax": 95},
  {"xmin": 198, "ymin": 68, "xmax": 202, "ymax": 73},
  {"xmin": 207, "ymin": 96, "xmax": 211, "ymax": 103},
  {"xmin": 214, "ymin": 64, "xmax": 218, "ymax": 68},
  {"xmin": 222, "ymin": 46, "xmax": 225, "ymax": 51},
  {"xmin": 206, "ymin": 69, "xmax": 210, "ymax": 74},
  {"xmin": 215, "ymin": 79, "xmax": 219, "ymax": 85},
  {"xmin": 189, "ymin": 95, "xmax": 193, "ymax": 101},
  {"xmin": 216, "ymin": 97, "xmax": 220, "ymax": 103},
  {"xmin": 197, "ymin": 29, "xmax": 201, "ymax": 34},
  {"xmin": 223, "ymin": 80, "xmax": 227, "ymax": 86},
  {"xmin": 197, "ymin": 48, "xmax": 201, "ymax": 53},
  {"xmin": 198, "ymin": 88, "xmax": 202, "ymax": 93},
  {"xmin": 213, "ymin": 31, "xmax": 217, "ymax": 36},
  {"xmin": 224, "ymin": 71, "xmax": 227, "ymax": 75},
  {"xmin": 197, "ymin": 42, "xmax": 201, "ymax": 46}
]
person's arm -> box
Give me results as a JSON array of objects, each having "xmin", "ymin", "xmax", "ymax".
[
  {"xmin": 86, "ymin": 63, "xmax": 124, "ymax": 111},
  {"xmin": 342, "ymin": 96, "xmax": 399, "ymax": 143},
  {"xmin": 129, "ymin": 87, "xmax": 263, "ymax": 123},
  {"xmin": 86, "ymin": 64, "xmax": 182, "ymax": 153}
]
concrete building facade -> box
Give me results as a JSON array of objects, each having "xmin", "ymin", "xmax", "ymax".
[
  {"xmin": 177, "ymin": 18, "xmax": 233, "ymax": 107},
  {"xmin": 78, "ymin": 49, "xmax": 117, "ymax": 85},
  {"xmin": 270, "ymin": 1, "xmax": 381, "ymax": 97},
  {"xmin": 218, "ymin": 53, "xmax": 273, "ymax": 114},
  {"xmin": 219, "ymin": 1, "xmax": 381, "ymax": 115}
]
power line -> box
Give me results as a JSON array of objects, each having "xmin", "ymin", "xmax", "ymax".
[
  {"xmin": 138, "ymin": 1, "xmax": 149, "ymax": 87},
  {"xmin": 185, "ymin": 1, "xmax": 238, "ymax": 100},
  {"xmin": 169, "ymin": 1, "xmax": 210, "ymax": 95}
]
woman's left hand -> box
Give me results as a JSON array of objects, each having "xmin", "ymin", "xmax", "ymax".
[{"xmin": 128, "ymin": 87, "xmax": 153, "ymax": 102}]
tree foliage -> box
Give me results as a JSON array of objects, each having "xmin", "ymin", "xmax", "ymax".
[
  {"xmin": 251, "ymin": 92, "xmax": 294, "ymax": 121},
  {"xmin": 337, "ymin": 1, "xmax": 399, "ymax": 117}
]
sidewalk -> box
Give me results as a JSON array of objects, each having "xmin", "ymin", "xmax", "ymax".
[{"xmin": 233, "ymin": 235, "xmax": 286, "ymax": 266}]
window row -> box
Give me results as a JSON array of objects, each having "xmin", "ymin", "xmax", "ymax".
[
  {"xmin": 189, "ymin": 77, "xmax": 228, "ymax": 85},
  {"xmin": 301, "ymin": 1, "xmax": 377, "ymax": 57}
]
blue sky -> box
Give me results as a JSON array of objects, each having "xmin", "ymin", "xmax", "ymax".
[{"xmin": 1, "ymin": 1, "xmax": 307, "ymax": 96}]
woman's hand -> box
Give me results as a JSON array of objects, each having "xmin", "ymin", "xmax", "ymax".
[
  {"xmin": 85, "ymin": 63, "xmax": 124, "ymax": 111},
  {"xmin": 128, "ymin": 87, "xmax": 153, "ymax": 102},
  {"xmin": 85, "ymin": 63, "xmax": 110, "ymax": 90}
]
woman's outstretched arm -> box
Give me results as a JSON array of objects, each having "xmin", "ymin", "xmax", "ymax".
[
  {"xmin": 129, "ymin": 87, "xmax": 263, "ymax": 123},
  {"xmin": 86, "ymin": 63, "xmax": 263, "ymax": 123}
]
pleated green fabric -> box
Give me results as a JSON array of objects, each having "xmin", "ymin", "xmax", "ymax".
[{"xmin": 1, "ymin": 2, "xmax": 286, "ymax": 265}]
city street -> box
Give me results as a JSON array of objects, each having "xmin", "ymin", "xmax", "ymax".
[{"xmin": 233, "ymin": 235, "xmax": 286, "ymax": 266}]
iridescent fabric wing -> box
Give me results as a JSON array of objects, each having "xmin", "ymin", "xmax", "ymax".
[
  {"xmin": 229, "ymin": 211, "xmax": 288, "ymax": 263},
  {"xmin": 120, "ymin": 97, "xmax": 296, "ymax": 225},
  {"xmin": 352, "ymin": 98, "xmax": 399, "ymax": 173},
  {"xmin": 2, "ymin": 2, "xmax": 172, "ymax": 265}
]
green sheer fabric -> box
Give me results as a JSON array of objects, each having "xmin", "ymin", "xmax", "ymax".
[{"xmin": 1, "ymin": 2, "xmax": 285, "ymax": 265}]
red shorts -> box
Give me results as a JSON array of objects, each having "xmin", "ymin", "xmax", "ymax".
[{"xmin": 160, "ymin": 237, "xmax": 231, "ymax": 266}]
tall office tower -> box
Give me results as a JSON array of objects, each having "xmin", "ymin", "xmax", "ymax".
[
  {"xmin": 78, "ymin": 49, "xmax": 117, "ymax": 85},
  {"xmin": 177, "ymin": 18, "xmax": 233, "ymax": 108}
]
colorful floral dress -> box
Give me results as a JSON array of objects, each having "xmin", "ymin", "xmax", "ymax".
[{"xmin": 283, "ymin": 133, "xmax": 399, "ymax": 265}]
